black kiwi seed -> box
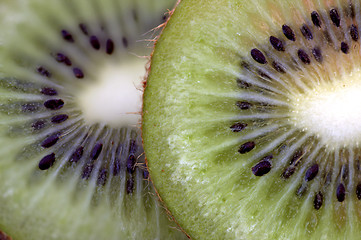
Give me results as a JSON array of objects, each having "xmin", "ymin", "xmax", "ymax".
[
  {"xmin": 282, "ymin": 24, "xmax": 296, "ymax": 41},
  {"xmin": 282, "ymin": 166, "xmax": 296, "ymax": 179},
  {"xmin": 330, "ymin": 8, "xmax": 341, "ymax": 27},
  {"xmin": 44, "ymin": 99, "xmax": 64, "ymax": 110},
  {"xmin": 61, "ymin": 30, "xmax": 75, "ymax": 43},
  {"xmin": 269, "ymin": 36, "xmax": 285, "ymax": 51},
  {"xmin": 312, "ymin": 47, "xmax": 323, "ymax": 62},
  {"xmin": 73, "ymin": 68, "xmax": 84, "ymax": 78},
  {"xmin": 314, "ymin": 192, "xmax": 323, "ymax": 210},
  {"xmin": 238, "ymin": 141, "xmax": 256, "ymax": 154},
  {"xmin": 41, "ymin": 133, "xmax": 60, "ymax": 148},
  {"xmin": 69, "ymin": 146, "xmax": 84, "ymax": 163},
  {"xmin": 300, "ymin": 24, "xmax": 313, "ymax": 40},
  {"xmin": 297, "ymin": 49, "xmax": 311, "ymax": 64},
  {"xmin": 37, "ymin": 67, "xmax": 52, "ymax": 78},
  {"xmin": 350, "ymin": 24, "xmax": 359, "ymax": 41},
  {"xmin": 257, "ymin": 70, "xmax": 271, "ymax": 80},
  {"xmin": 291, "ymin": 150, "xmax": 303, "ymax": 164},
  {"xmin": 252, "ymin": 155, "xmax": 273, "ymax": 176},
  {"xmin": 55, "ymin": 53, "xmax": 72, "ymax": 66},
  {"xmin": 236, "ymin": 101, "xmax": 252, "ymax": 110},
  {"xmin": 97, "ymin": 168, "xmax": 108, "ymax": 186},
  {"xmin": 250, "ymin": 48, "xmax": 267, "ymax": 64},
  {"xmin": 272, "ymin": 61, "xmax": 285, "ymax": 73},
  {"xmin": 336, "ymin": 183, "xmax": 346, "ymax": 202},
  {"xmin": 230, "ymin": 122, "xmax": 247, "ymax": 132},
  {"xmin": 106, "ymin": 39, "xmax": 114, "ymax": 54},
  {"xmin": 32, "ymin": 120, "xmax": 46, "ymax": 130},
  {"xmin": 79, "ymin": 23, "xmax": 88, "ymax": 35},
  {"xmin": 82, "ymin": 164, "xmax": 94, "ymax": 179},
  {"xmin": 282, "ymin": 150, "xmax": 304, "ymax": 179},
  {"xmin": 252, "ymin": 160, "xmax": 272, "ymax": 176},
  {"xmin": 38, "ymin": 153, "xmax": 56, "ymax": 170},
  {"xmin": 297, "ymin": 183, "xmax": 308, "ymax": 196},
  {"xmin": 90, "ymin": 142, "xmax": 103, "ymax": 160},
  {"xmin": 41, "ymin": 87, "xmax": 57, "ymax": 96},
  {"xmin": 51, "ymin": 114, "xmax": 68, "ymax": 124},
  {"xmin": 236, "ymin": 78, "xmax": 251, "ymax": 89},
  {"xmin": 89, "ymin": 35, "xmax": 101, "ymax": 50},
  {"xmin": 311, "ymin": 11, "xmax": 322, "ymax": 27},
  {"xmin": 341, "ymin": 42, "xmax": 349, "ymax": 54},
  {"xmin": 304, "ymin": 164, "xmax": 319, "ymax": 182}
]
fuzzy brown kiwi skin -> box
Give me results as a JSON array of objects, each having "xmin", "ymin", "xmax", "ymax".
[
  {"xmin": 147, "ymin": 174, "xmax": 191, "ymax": 239},
  {"xmin": 0, "ymin": 231, "xmax": 11, "ymax": 240},
  {"xmin": 142, "ymin": 0, "xmax": 191, "ymax": 239},
  {"xmin": 143, "ymin": 0, "xmax": 180, "ymax": 88}
]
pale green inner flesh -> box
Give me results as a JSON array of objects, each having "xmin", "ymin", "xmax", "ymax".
[
  {"xmin": 143, "ymin": 0, "xmax": 361, "ymax": 239},
  {"xmin": 290, "ymin": 69, "xmax": 361, "ymax": 148},
  {"xmin": 78, "ymin": 57, "xmax": 146, "ymax": 128},
  {"xmin": 0, "ymin": 0, "xmax": 187, "ymax": 239}
]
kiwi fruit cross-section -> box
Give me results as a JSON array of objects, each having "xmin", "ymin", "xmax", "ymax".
[
  {"xmin": 0, "ymin": 0, "xmax": 188, "ymax": 239},
  {"xmin": 143, "ymin": 0, "xmax": 361, "ymax": 239}
]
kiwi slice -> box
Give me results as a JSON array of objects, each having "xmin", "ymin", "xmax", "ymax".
[
  {"xmin": 143, "ymin": 0, "xmax": 361, "ymax": 239},
  {"xmin": 0, "ymin": 0, "xmax": 187, "ymax": 239}
]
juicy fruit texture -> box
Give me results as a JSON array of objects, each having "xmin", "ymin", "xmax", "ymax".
[
  {"xmin": 143, "ymin": 0, "xmax": 361, "ymax": 239},
  {"xmin": 0, "ymin": 0, "xmax": 187, "ymax": 239}
]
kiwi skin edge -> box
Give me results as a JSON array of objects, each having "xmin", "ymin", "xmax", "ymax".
[
  {"xmin": 143, "ymin": 0, "xmax": 192, "ymax": 239},
  {"xmin": 0, "ymin": 231, "xmax": 11, "ymax": 240}
]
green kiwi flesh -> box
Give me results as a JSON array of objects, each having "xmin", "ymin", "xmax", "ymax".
[
  {"xmin": 143, "ymin": 0, "xmax": 361, "ymax": 239},
  {"xmin": 0, "ymin": 0, "xmax": 187, "ymax": 239}
]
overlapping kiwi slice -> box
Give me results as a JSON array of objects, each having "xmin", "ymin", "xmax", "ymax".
[
  {"xmin": 143, "ymin": 0, "xmax": 361, "ymax": 239},
  {"xmin": 0, "ymin": 0, "xmax": 188, "ymax": 239}
]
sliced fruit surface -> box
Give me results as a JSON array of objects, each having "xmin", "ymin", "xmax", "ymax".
[
  {"xmin": 0, "ymin": 0, "xmax": 187, "ymax": 239},
  {"xmin": 143, "ymin": 0, "xmax": 361, "ymax": 239}
]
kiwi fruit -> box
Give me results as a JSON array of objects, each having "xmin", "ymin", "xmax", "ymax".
[
  {"xmin": 0, "ymin": 0, "xmax": 188, "ymax": 239},
  {"xmin": 143, "ymin": 0, "xmax": 361, "ymax": 239}
]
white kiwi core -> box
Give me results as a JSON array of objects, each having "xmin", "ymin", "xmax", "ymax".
[
  {"xmin": 77, "ymin": 57, "xmax": 146, "ymax": 128},
  {"xmin": 290, "ymin": 69, "xmax": 361, "ymax": 149}
]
